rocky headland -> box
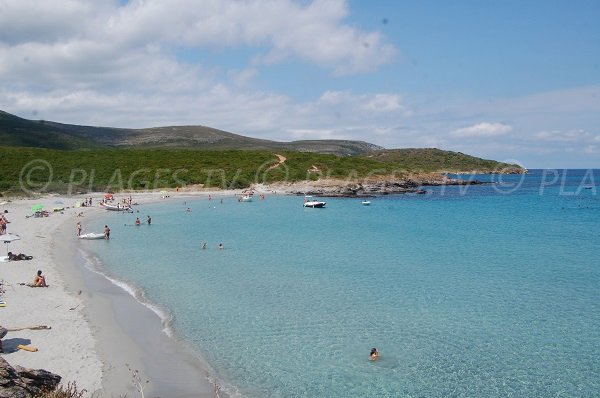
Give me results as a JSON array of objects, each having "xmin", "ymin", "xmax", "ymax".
[{"xmin": 266, "ymin": 173, "xmax": 488, "ymax": 198}]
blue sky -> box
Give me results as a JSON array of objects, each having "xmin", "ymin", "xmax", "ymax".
[{"xmin": 1, "ymin": 0, "xmax": 599, "ymax": 167}]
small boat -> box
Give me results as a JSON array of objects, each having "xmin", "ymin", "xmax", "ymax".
[
  {"xmin": 100, "ymin": 202, "xmax": 132, "ymax": 212},
  {"xmin": 303, "ymin": 195, "xmax": 326, "ymax": 208},
  {"xmin": 79, "ymin": 233, "xmax": 106, "ymax": 240},
  {"xmin": 240, "ymin": 195, "xmax": 253, "ymax": 202},
  {"xmin": 361, "ymin": 200, "xmax": 371, "ymax": 206}
]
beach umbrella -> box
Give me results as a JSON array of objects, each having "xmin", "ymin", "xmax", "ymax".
[
  {"xmin": 2, "ymin": 233, "xmax": 21, "ymax": 255},
  {"xmin": 31, "ymin": 204, "xmax": 43, "ymax": 213}
]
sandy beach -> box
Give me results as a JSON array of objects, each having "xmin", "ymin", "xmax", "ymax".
[
  {"xmin": 0, "ymin": 191, "xmax": 246, "ymax": 397},
  {"xmin": 1, "ymin": 195, "xmax": 103, "ymax": 393}
]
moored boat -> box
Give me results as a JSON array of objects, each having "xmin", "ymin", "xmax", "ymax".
[
  {"xmin": 303, "ymin": 195, "xmax": 326, "ymax": 208},
  {"xmin": 100, "ymin": 202, "xmax": 132, "ymax": 212}
]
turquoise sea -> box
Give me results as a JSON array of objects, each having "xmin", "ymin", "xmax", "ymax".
[{"xmin": 82, "ymin": 170, "xmax": 599, "ymax": 397}]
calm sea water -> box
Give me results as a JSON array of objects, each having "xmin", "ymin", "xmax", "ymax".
[{"xmin": 83, "ymin": 170, "xmax": 599, "ymax": 397}]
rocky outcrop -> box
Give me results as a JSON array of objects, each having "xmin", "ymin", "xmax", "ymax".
[
  {"xmin": 0, "ymin": 357, "xmax": 61, "ymax": 397},
  {"xmin": 289, "ymin": 177, "xmax": 486, "ymax": 197}
]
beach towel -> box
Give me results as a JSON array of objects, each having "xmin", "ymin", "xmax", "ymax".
[{"xmin": 17, "ymin": 344, "xmax": 38, "ymax": 352}]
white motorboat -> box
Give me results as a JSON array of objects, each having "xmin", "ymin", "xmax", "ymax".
[
  {"xmin": 361, "ymin": 200, "xmax": 371, "ymax": 206},
  {"xmin": 79, "ymin": 233, "xmax": 106, "ymax": 240},
  {"xmin": 303, "ymin": 195, "xmax": 326, "ymax": 208},
  {"xmin": 100, "ymin": 202, "xmax": 132, "ymax": 212},
  {"xmin": 240, "ymin": 195, "xmax": 253, "ymax": 202}
]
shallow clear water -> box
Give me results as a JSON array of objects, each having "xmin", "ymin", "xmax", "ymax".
[{"xmin": 84, "ymin": 170, "xmax": 599, "ymax": 397}]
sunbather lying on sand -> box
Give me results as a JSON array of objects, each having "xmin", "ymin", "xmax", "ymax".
[{"xmin": 7, "ymin": 252, "xmax": 33, "ymax": 261}]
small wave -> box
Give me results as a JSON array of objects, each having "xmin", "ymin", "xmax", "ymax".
[{"xmin": 78, "ymin": 248, "xmax": 175, "ymax": 337}]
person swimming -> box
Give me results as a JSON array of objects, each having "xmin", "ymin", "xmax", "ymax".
[{"xmin": 369, "ymin": 348, "xmax": 379, "ymax": 361}]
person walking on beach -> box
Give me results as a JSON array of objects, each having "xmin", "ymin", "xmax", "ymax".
[
  {"xmin": 0, "ymin": 215, "xmax": 7, "ymax": 234},
  {"xmin": 104, "ymin": 225, "xmax": 111, "ymax": 240},
  {"xmin": 76, "ymin": 222, "xmax": 82, "ymax": 237}
]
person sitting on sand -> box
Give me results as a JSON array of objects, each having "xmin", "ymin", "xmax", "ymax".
[
  {"xmin": 369, "ymin": 348, "xmax": 379, "ymax": 361},
  {"xmin": 33, "ymin": 270, "xmax": 48, "ymax": 287}
]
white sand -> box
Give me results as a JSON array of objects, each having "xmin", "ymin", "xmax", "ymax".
[{"xmin": 1, "ymin": 195, "xmax": 103, "ymax": 392}]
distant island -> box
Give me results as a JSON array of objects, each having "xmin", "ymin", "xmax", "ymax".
[{"xmin": 0, "ymin": 110, "xmax": 525, "ymax": 197}]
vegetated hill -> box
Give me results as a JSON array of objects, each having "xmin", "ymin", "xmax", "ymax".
[
  {"xmin": 0, "ymin": 147, "xmax": 391, "ymax": 194},
  {"xmin": 365, "ymin": 148, "xmax": 525, "ymax": 173},
  {"xmin": 0, "ymin": 110, "xmax": 106, "ymax": 150},
  {"xmin": 0, "ymin": 110, "xmax": 381, "ymax": 155}
]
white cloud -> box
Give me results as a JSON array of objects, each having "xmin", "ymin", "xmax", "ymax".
[
  {"xmin": 451, "ymin": 122, "xmax": 513, "ymax": 138},
  {"xmin": 319, "ymin": 90, "xmax": 349, "ymax": 105},
  {"xmin": 535, "ymin": 129, "xmax": 594, "ymax": 142},
  {"xmin": 362, "ymin": 94, "xmax": 404, "ymax": 112},
  {"xmin": 0, "ymin": 0, "xmax": 395, "ymax": 83}
]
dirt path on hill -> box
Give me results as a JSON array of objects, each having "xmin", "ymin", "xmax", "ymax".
[{"xmin": 267, "ymin": 154, "xmax": 287, "ymax": 170}]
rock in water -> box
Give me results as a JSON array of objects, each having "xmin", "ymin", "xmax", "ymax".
[{"xmin": 0, "ymin": 357, "xmax": 61, "ymax": 397}]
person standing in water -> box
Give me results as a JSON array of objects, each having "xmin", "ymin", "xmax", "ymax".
[
  {"xmin": 147, "ymin": 215, "xmax": 152, "ymax": 225},
  {"xmin": 135, "ymin": 217, "xmax": 141, "ymax": 226},
  {"xmin": 76, "ymin": 222, "xmax": 82, "ymax": 237},
  {"xmin": 104, "ymin": 225, "xmax": 111, "ymax": 239}
]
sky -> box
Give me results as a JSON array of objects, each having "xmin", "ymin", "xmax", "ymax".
[{"xmin": 1, "ymin": 0, "xmax": 599, "ymax": 168}]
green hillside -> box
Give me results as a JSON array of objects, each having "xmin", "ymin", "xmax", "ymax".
[
  {"xmin": 0, "ymin": 147, "xmax": 390, "ymax": 195},
  {"xmin": 0, "ymin": 110, "xmax": 380, "ymax": 155},
  {"xmin": 365, "ymin": 148, "xmax": 523, "ymax": 173},
  {"xmin": 0, "ymin": 111, "xmax": 106, "ymax": 150},
  {"xmin": 0, "ymin": 145, "xmax": 524, "ymax": 196}
]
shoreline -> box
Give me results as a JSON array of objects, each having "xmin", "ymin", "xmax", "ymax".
[{"xmin": 1, "ymin": 191, "xmax": 239, "ymax": 397}]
